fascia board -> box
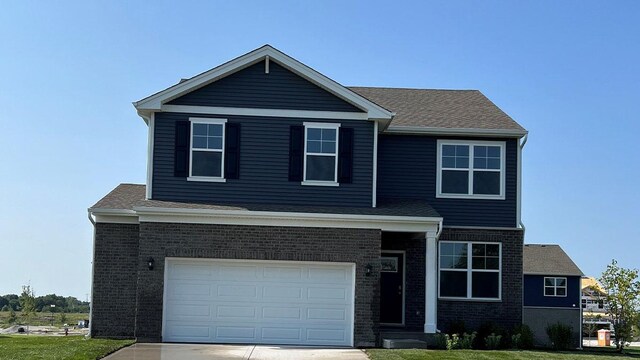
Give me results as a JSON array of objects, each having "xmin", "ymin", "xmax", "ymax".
[{"xmin": 385, "ymin": 126, "xmax": 528, "ymax": 138}]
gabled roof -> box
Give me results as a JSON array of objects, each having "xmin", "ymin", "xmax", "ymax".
[
  {"xmin": 349, "ymin": 87, "xmax": 527, "ymax": 137},
  {"xmin": 133, "ymin": 45, "xmax": 394, "ymax": 122},
  {"xmin": 523, "ymin": 244, "xmax": 584, "ymax": 277}
]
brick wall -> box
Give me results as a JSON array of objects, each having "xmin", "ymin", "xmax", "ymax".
[
  {"xmin": 437, "ymin": 228, "xmax": 524, "ymax": 332},
  {"xmin": 91, "ymin": 223, "xmax": 139, "ymax": 338},
  {"xmin": 135, "ymin": 223, "xmax": 382, "ymax": 346}
]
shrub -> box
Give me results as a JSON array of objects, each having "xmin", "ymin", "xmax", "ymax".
[
  {"xmin": 447, "ymin": 332, "xmax": 476, "ymax": 350},
  {"xmin": 433, "ymin": 333, "xmax": 448, "ymax": 350},
  {"xmin": 546, "ymin": 322, "xmax": 573, "ymax": 350},
  {"xmin": 447, "ymin": 319, "xmax": 467, "ymax": 336},
  {"xmin": 459, "ymin": 332, "xmax": 476, "ymax": 349},
  {"xmin": 475, "ymin": 322, "xmax": 508, "ymax": 349},
  {"xmin": 446, "ymin": 333, "xmax": 459, "ymax": 350},
  {"xmin": 511, "ymin": 324, "xmax": 535, "ymax": 349},
  {"xmin": 485, "ymin": 333, "xmax": 502, "ymax": 350}
]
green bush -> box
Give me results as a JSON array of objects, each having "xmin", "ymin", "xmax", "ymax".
[
  {"xmin": 446, "ymin": 332, "xmax": 476, "ymax": 350},
  {"xmin": 511, "ymin": 324, "xmax": 535, "ymax": 349},
  {"xmin": 475, "ymin": 321, "xmax": 508, "ymax": 349},
  {"xmin": 485, "ymin": 333, "xmax": 502, "ymax": 350},
  {"xmin": 546, "ymin": 322, "xmax": 573, "ymax": 350},
  {"xmin": 433, "ymin": 333, "xmax": 448, "ymax": 350}
]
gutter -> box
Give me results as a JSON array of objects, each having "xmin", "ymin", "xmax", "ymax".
[
  {"xmin": 87, "ymin": 210, "xmax": 96, "ymax": 338},
  {"xmin": 385, "ymin": 126, "xmax": 528, "ymax": 138}
]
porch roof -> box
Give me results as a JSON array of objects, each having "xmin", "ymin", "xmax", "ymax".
[{"xmin": 90, "ymin": 183, "xmax": 441, "ymax": 218}]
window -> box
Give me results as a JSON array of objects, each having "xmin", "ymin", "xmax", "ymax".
[
  {"xmin": 189, "ymin": 118, "xmax": 226, "ymax": 181},
  {"xmin": 544, "ymin": 277, "xmax": 567, "ymax": 297},
  {"xmin": 437, "ymin": 140, "xmax": 505, "ymax": 199},
  {"xmin": 303, "ymin": 122, "xmax": 340, "ymax": 185},
  {"xmin": 439, "ymin": 242, "xmax": 501, "ymax": 300}
]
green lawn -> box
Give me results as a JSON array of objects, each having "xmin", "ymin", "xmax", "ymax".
[
  {"xmin": 0, "ymin": 312, "xmax": 90, "ymax": 327},
  {"xmin": 0, "ymin": 335, "xmax": 134, "ymax": 360},
  {"xmin": 367, "ymin": 347, "xmax": 640, "ymax": 360}
]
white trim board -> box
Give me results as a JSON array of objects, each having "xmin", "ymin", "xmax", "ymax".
[
  {"xmin": 385, "ymin": 126, "xmax": 528, "ymax": 138},
  {"xmin": 134, "ymin": 45, "xmax": 394, "ymax": 122},
  {"xmin": 161, "ymin": 105, "xmax": 369, "ymax": 120}
]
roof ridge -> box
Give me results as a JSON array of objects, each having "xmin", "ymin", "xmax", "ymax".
[{"xmin": 347, "ymin": 86, "xmax": 479, "ymax": 92}]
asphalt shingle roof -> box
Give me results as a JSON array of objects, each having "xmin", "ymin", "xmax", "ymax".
[
  {"xmin": 90, "ymin": 184, "xmax": 441, "ymax": 218},
  {"xmin": 348, "ymin": 87, "xmax": 526, "ymax": 132},
  {"xmin": 523, "ymin": 244, "xmax": 583, "ymax": 277}
]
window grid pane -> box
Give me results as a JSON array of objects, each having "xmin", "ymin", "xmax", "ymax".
[
  {"xmin": 192, "ymin": 124, "xmax": 223, "ymax": 150},
  {"xmin": 306, "ymin": 128, "xmax": 337, "ymax": 155},
  {"xmin": 440, "ymin": 242, "xmax": 500, "ymax": 299}
]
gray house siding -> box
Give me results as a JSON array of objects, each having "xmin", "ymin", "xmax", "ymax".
[
  {"xmin": 377, "ymin": 135, "xmax": 518, "ymax": 227},
  {"xmin": 152, "ymin": 112, "xmax": 374, "ymax": 207},
  {"xmin": 168, "ymin": 60, "xmax": 363, "ymax": 112}
]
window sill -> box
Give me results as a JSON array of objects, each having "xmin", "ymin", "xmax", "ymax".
[
  {"xmin": 187, "ymin": 176, "xmax": 227, "ymax": 183},
  {"xmin": 301, "ymin": 180, "xmax": 339, "ymax": 187},
  {"xmin": 438, "ymin": 297, "xmax": 502, "ymax": 302},
  {"xmin": 436, "ymin": 193, "xmax": 505, "ymax": 200}
]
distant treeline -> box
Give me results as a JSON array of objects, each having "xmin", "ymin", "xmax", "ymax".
[{"xmin": 0, "ymin": 293, "xmax": 89, "ymax": 313}]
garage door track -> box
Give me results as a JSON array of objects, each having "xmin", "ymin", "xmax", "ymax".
[{"xmin": 105, "ymin": 343, "xmax": 369, "ymax": 360}]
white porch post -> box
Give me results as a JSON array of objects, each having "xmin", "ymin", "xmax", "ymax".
[{"xmin": 424, "ymin": 230, "xmax": 438, "ymax": 333}]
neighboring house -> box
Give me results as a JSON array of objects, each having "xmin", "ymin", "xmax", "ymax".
[
  {"xmin": 88, "ymin": 45, "xmax": 528, "ymax": 347},
  {"xmin": 523, "ymin": 244, "xmax": 583, "ymax": 348},
  {"xmin": 581, "ymin": 277, "xmax": 612, "ymax": 333}
]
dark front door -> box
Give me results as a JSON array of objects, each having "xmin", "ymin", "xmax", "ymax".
[{"xmin": 380, "ymin": 251, "xmax": 404, "ymax": 325}]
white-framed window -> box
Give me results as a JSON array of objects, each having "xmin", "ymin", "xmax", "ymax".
[
  {"xmin": 302, "ymin": 122, "xmax": 340, "ymax": 186},
  {"xmin": 544, "ymin": 277, "xmax": 567, "ymax": 297},
  {"xmin": 438, "ymin": 241, "xmax": 501, "ymax": 300},
  {"xmin": 188, "ymin": 117, "xmax": 227, "ymax": 182},
  {"xmin": 436, "ymin": 140, "xmax": 506, "ymax": 199}
]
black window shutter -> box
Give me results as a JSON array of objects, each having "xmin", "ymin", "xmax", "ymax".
[
  {"xmin": 174, "ymin": 121, "xmax": 190, "ymax": 177},
  {"xmin": 288, "ymin": 125, "xmax": 304, "ymax": 181},
  {"xmin": 224, "ymin": 123, "xmax": 241, "ymax": 179},
  {"xmin": 338, "ymin": 127, "xmax": 354, "ymax": 183}
]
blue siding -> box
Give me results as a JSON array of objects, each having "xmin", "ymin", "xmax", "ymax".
[
  {"xmin": 152, "ymin": 112, "xmax": 374, "ymax": 206},
  {"xmin": 524, "ymin": 275, "xmax": 581, "ymax": 308},
  {"xmin": 168, "ymin": 61, "xmax": 363, "ymax": 112},
  {"xmin": 377, "ymin": 135, "xmax": 518, "ymax": 227}
]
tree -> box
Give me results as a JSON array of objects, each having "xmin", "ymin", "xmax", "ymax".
[
  {"xmin": 599, "ymin": 260, "xmax": 640, "ymax": 352},
  {"xmin": 8, "ymin": 307, "xmax": 17, "ymax": 324},
  {"xmin": 59, "ymin": 311, "xmax": 67, "ymax": 325},
  {"xmin": 19, "ymin": 285, "xmax": 36, "ymax": 332}
]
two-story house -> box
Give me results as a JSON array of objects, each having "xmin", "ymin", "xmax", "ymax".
[{"xmin": 88, "ymin": 45, "xmax": 528, "ymax": 347}]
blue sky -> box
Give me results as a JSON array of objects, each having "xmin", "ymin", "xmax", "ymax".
[{"xmin": 0, "ymin": 1, "xmax": 638, "ymax": 299}]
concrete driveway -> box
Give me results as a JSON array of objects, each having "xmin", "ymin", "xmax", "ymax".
[{"xmin": 105, "ymin": 343, "xmax": 369, "ymax": 360}]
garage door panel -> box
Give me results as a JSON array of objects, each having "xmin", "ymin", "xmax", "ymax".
[
  {"xmin": 308, "ymin": 307, "xmax": 346, "ymax": 321},
  {"xmin": 216, "ymin": 305, "xmax": 257, "ymax": 319},
  {"xmin": 217, "ymin": 284, "xmax": 258, "ymax": 298},
  {"xmin": 262, "ymin": 285, "xmax": 303, "ymax": 299},
  {"xmin": 262, "ymin": 306, "xmax": 301, "ymax": 320},
  {"xmin": 263, "ymin": 266, "xmax": 304, "ymax": 281},
  {"xmin": 308, "ymin": 287, "xmax": 348, "ymax": 301},
  {"xmin": 169, "ymin": 263, "xmax": 213, "ymax": 280},
  {"xmin": 164, "ymin": 259, "xmax": 354, "ymax": 346}
]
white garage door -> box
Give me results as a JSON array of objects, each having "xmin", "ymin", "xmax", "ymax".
[{"xmin": 163, "ymin": 258, "xmax": 355, "ymax": 346}]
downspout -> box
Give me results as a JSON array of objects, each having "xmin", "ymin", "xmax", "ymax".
[
  {"xmin": 517, "ymin": 133, "xmax": 528, "ymax": 232},
  {"xmin": 517, "ymin": 133, "xmax": 528, "ymax": 331},
  {"xmin": 86, "ymin": 210, "xmax": 96, "ymax": 338}
]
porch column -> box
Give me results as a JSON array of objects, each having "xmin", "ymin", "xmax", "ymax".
[{"xmin": 424, "ymin": 230, "xmax": 438, "ymax": 333}]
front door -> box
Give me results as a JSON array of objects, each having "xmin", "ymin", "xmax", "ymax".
[{"xmin": 380, "ymin": 251, "xmax": 404, "ymax": 325}]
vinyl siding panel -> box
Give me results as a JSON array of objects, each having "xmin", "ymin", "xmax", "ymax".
[
  {"xmin": 168, "ymin": 61, "xmax": 363, "ymax": 112},
  {"xmin": 524, "ymin": 275, "xmax": 582, "ymax": 308},
  {"xmin": 377, "ymin": 134, "xmax": 518, "ymax": 227},
  {"xmin": 152, "ymin": 112, "xmax": 373, "ymax": 206}
]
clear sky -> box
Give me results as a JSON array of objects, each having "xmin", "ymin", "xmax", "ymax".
[{"xmin": 1, "ymin": 1, "xmax": 638, "ymax": 300}]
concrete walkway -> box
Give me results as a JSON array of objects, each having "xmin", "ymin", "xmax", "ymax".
[{"xmin": 105, "ymin": 343, "xmax": 369, "ymax": 360}]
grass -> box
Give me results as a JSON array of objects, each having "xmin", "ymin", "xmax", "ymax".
[
  {"xmin": 0, "ymin": 335, "xmax": 134, "ymax": 360},
  {"xmin": 0, "ymin": 312, "xmax": 89, "ymax": 327},
  {"xmin": 367, "ymin": 347, "xmax": 640, "ymax": 360}
]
